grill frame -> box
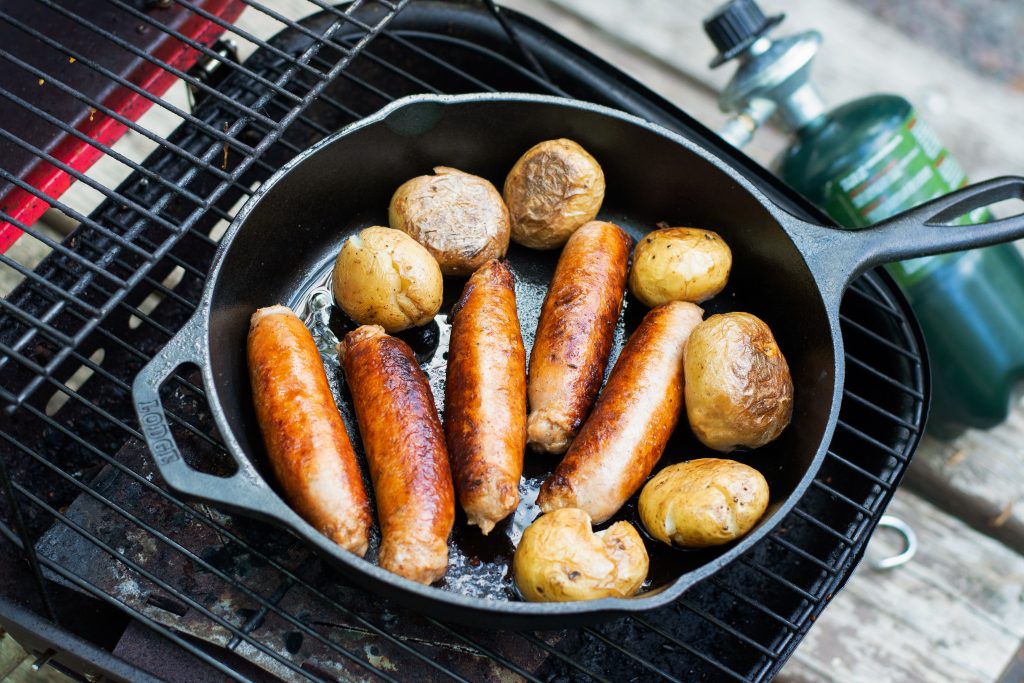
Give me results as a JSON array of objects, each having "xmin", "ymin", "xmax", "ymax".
[{"xmin": 0, "ymin": 2, "xmax": 928, "ymax": 680}]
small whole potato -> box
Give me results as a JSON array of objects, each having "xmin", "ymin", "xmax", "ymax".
[
  {"xmin": 629, "ymin": 227, "xmax": 732, "ymax": 306},
  {"xmin": 503, "ymin": 139, "xmax": 605, "ymax": 249},
  {"xmin": 332, "ymin": 226, "xmax": 442, "ymax": 333},
  {"xmin": 684, "ymin": 312, "xmax": 793, "ymax": 451},
  {"xmin": 389, "ymin": 166, "xmax": 510, "ymax": 276},
  {"xmin": 639, "ymin": 459, "xmax": 769, "ymax": 547},
  {"xmin": 513, "ymin": 508, "xmax": 648, "ymax": 602}
]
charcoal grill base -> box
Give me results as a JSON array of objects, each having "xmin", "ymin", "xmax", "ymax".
[{"xmin": 0, "ymin": 2, "xmax": 926, "ymax": 681}]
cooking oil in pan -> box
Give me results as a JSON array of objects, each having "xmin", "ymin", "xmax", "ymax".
[{"xmin": 287, "ymin": 234, "xmax": 750, "ymax": 600}]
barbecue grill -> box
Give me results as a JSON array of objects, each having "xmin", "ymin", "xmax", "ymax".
[{"xmin": 0, "ymin": 1, "xmax": 925, "ymax": 680}]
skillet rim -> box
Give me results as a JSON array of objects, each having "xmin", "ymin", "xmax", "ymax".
[{"xmin": 190, "ymin": 92, "xmax": 846, "ymax": 623}]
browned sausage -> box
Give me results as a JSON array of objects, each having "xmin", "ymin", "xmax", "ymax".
[
  {"xmin": 526, "ymin": 221, "xmax": 632, "ymax": 454},
  {"xmin": 248, "ymin": 305, "xmax": 372, "ymax": 556},
  {"xmin": 444, "ymin": 260, "xmax": 526, "ymax": 535},
  {"xmin": 338, "ymin": 325, "xmax": 454, "ymax": 584},
  {"xmin": 537, "ymin": 301, "xmax": 704, "ymax": 524}
]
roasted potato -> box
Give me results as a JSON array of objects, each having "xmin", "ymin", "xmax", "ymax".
[
  {"xmin": 639, "ymin": 459, "xmax": 769, "ymax": 547},
  {"xmin": 513, "ymin": 508, "xmax": 648, "ymax": 602},
  {"xmin": 684, "ymin": 313, "xmax": 793, "ymax": 451},
  {"xmin": 389, "ymin": 166, "xmax": 510, "ymax": 276},
  {"xmin": 629, "ymin": 227, "xmax": 732, "ymax": 306},
  {"xmin": 503, "ymin": 139, "xmax": 605, "ymax": 249},
  {"xmin": 332, "ymin": 226, "xmax": 442, "ymax": 333}
]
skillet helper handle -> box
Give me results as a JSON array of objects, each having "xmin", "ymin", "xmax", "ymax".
[
  {"xmin": 131, "ymin": 317, "xmax": 269, "ymax": 512},
  {"xmin": 856, "ymin": 176, "xmax": 1024, "ymax": 268}
]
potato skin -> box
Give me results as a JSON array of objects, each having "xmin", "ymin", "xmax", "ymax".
[
  {"xmin": 639, "ymin": 459, "xmax": 769, "ymax": 547},
  {"xmin": 503, "ymin": 139, "xmax": 605, "ymax": 249},
  {"xmin": 332, "ymin": 226, "xmax": 443, "ymax": 333},
  {"xmin": 629, "ymin": 228, "xmax": 732, "ymax": 306},
  {"xmin": 513, "ymin": 508, "xmax": 648, "ymax": 602},
  {"xmin": 684, "ymin": 313, "xmax": 793, "ymax": 451},
  {"xmin": 389, "ymin": 167, "xmax": 510, "ymax": 276}
]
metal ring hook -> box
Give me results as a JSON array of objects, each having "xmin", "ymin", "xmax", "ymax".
[{"xmin": 870, "ymin": 515, "xmax": 918, "ymax": 570}]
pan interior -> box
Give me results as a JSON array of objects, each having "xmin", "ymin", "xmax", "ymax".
[{"xmin": 207, "ymin": 99, "xmax": 836, "ymax": 601}]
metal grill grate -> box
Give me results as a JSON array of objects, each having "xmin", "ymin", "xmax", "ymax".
[{"xmin": 0, "ymin": 2, "xmax": 926, "ymax": 681}]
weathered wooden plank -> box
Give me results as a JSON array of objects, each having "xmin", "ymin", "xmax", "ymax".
[
  {"xmin": 538, "ymin": 0, "xmax": 1024, "ymax": 179},
  {"xmin": 909, "ymin": 425, "xmax": 1024, "ymax": 555},
  {"xmin": 779, "ymin": 490, "xmax": 1024, "ymax": 682}
]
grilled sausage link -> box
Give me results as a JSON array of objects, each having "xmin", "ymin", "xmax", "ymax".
[
  {"xmin": 445, "ymin": 260, "xmax": 526, "ymax": 535},
  {"xmin": 248, "ymin": 305, "xmax": 372, "ymax": 556},
  {"xmin": 527, "ymin": 221, "xmax": 632, "ymax": 454},
  {"xmin": 537, "ymin": 301, "xmax": 704, "ymax": 524},
  {"xmin": 338, "ymin": 325, "xmax": 454, "ymax": 584}
]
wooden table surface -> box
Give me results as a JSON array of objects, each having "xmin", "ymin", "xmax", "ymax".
[{"xmin": 4, "ymin": 1, "xmax": 1024, "ymax": 681}]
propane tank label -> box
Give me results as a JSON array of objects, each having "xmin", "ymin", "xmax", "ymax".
[{"xmin": 824, "ymin": 111, "xmax": 989, "ymax": 282}]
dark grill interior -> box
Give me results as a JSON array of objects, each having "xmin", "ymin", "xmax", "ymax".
[{"xmin": 0, "ymin": 1, "xmax": 926, "ymax": 680}]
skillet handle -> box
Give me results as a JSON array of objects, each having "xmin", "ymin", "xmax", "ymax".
[
  {"xmin": 793, "ymin": 176, "xmax": 1024, "ymax": 304},
  {"xmin": 851, "ymin": 176, "xmax": 1024, "ymax": 272},
  {"xmin": 131, "ymin": 315, "xmax": 287, "ymax": 517}
]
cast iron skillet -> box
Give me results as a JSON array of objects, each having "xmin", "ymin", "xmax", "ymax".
[{"xmin": 133, "ymin": 93, "xmax": 1024, "ymax": 629}]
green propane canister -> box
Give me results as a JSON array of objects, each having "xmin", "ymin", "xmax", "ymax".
[{"xmin": 704, "ymin": 0, "xmax": 1024, "ymax": 439}]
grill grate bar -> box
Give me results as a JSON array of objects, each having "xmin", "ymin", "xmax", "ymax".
[
  {"xmin": 102, "ymin": 0, "xmax": 306, "ymax": 105},
  {"xmin": 377, "ymin": 31, "xmax": 490, "ymax": 92},
  {"xmin": 0, "ymin": 451, "xmax": 60, "ymax": 623},
  {"xmin": 789, "ymin": 508, "xmax": 855, "ymax": 546},
  {"xmin": 835, "ymin": 420, "xmax": 909, "ymax": 460},
  {"xmin": 0, "ymin": 295, "xmax": 74, "ymax": 346},
  {"xmin": 0, "ymin": 88, "xmax": 214, "ymax": 212},
  {"xmin": 629, "ymin": 616, "xmax": 749, "ymax": 683},
  {"xmin": 825, "ymin": 450, "xmax": 893, "ymax": 487},
  {"xmin": 766, "ymin": 534, "xmax": 839, "ymax": 574},
  {"xmin": 675, "ymin": 600, "xmax": 777, "ymax": 657},
  {"xmin": 35, "ymin": 0, "xmax": 281, "ymax": 129},
  {"xmin": 582, "ymin": 626, "xmax": 683, "ymax": 682},
  {"xmin": 0, "ymin": 254, "xmax": 101, "ymax": 317},
  {"xmin": 706, "ymin": 578, "xmax": 801, "ymax": 631},
  {"xmin": 421, "ymin": 620, "xmax": 541, "ymax": 683},
  {"xmin": 844, "ymin": 353, "xmax": 925, "ymax": 398},
  {"xmin": 0, "ymin": 520, "xmax": 255, "ymax": 683},
  {"xmin": 740, "ymin": 557, "xmax": 821, "ymax": 603},
  {"xmin": 2, "ymin": 0, "xmax": 410, "ymax": 409},
  {"xmin": 0, "ymin": 128, "xmax": 198, "ymax": 239},
  {"xmin": 838, "ymin": 313, "xmax": 921, "ymax": 361},
  {"xmin": 7, "ymin": 481, "xmax": 364, "ymax": 682},
  {"xmin": 6, "ymin": 403, "xmax": 484, "ymax": 681},
  {"xmin": 231, "ymin": 0, "xmax": 368, "ymax": 59},
  {"xmin": 0, "ymin": 166, "xmax": 157, "ymax": 261},
  {"xmin": 1, "ymin": 440, "xmax": 403, "ymax": 683},
  {"xmin": 847, "ymin": 280, "xmax": 905, "ymax": 319},
  {"xmin": 0, "ymin": 211, "xmax": 128, "ymax": 288},
  {"xmin": 0, "ymin": 10, "xmax": 258, "ymax": 154},
  {"xmin": 841, "ymin": 388, "xmax": 920, "ymax": 431},
  {"xmin": 175, "ymin": 0, "xmax": 332, "ymax": 79},
  {"xmin": 517, "ymin": 632, "xmax": 611, "ymax": 683},
  {"xmin": 0, "ymin": 49, "xmax": 237, "ymax": 185},
  {"xmin": 810, "ymin": 480, "xmax": 875, "ymax": 516}
]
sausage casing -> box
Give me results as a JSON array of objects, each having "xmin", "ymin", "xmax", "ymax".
[
  {"xmin": 526, "ymin": 221, "xmax": 632, "ymax": 454},
  {"xmin": 537, "ymin": 301, "xmax": 704, "ymax": 524},
  {"xmin": 248, "ymin": 305, "xmax": 372, "ymax": 556},
  {"xmin": 444, "ymin": 260, "xmax": 526, "ymax": 535},
  {"xmin": 338, "ymin": 325, "xmax": 454, "ymax": 584}
]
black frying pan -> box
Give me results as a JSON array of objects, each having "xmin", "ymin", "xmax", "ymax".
[{"xmin": 132, "ymin": 94, "xmax": 1024, "ymax": 629}]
